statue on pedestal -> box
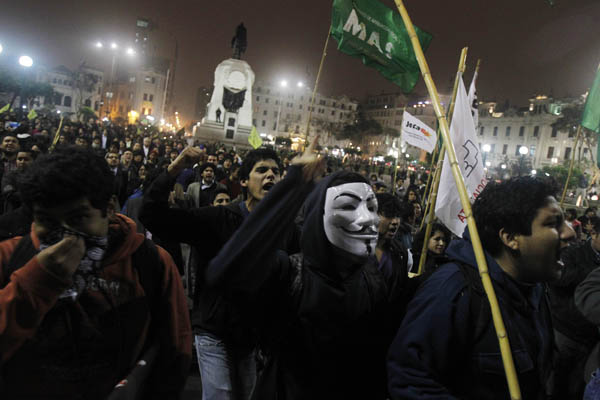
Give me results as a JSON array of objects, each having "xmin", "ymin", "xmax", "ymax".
[{"xmin": 231, "ymin": 23, "xmax": 247, "ymax": 60}]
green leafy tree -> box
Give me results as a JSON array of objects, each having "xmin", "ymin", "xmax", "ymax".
[{"xmin": 541, "ymin": 164, "xmax": 583, "ymax": 189}]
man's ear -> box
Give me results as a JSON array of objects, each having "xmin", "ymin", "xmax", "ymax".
[
  {"xmin": 499, "ymin": 228, "xmax": 519, "ymax": 251},
  {"xmin": 240, "ymin": 179, "xmax": 248, "ymax": 188}
]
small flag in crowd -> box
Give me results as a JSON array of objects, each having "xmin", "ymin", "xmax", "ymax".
[
  {"xmin": 248, "ymin": 126, "xmax": 263, "ymax": 149},
  {"xmin": 0, "ymin": 103, "xmax": 10, "ymax": 114},
  {"xmin": 400, "ymin": 111, "xmax": 437, "ymax": 153},
  {"xmin": 467, "ymin": 70, "xmax": 479, "ymax": 129},
  {"xmin": 330, "ymin": 0, "xmax": 432, "ymax": 93},
  {"xmin": 435, "ymin": 76, "xmax": 487, "ymax": 237},
  {"xmin": 27, "ymin": 109, "xmax": 38, "ymax": 120}
]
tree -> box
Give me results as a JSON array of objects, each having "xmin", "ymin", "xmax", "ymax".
[
  {"xmin": 0, "ymin": 66, "xmax": 56, "ymax": 113},
  {"xmin": 335, "ymin": 107, "xmax": 383, "ymax": 142},
  {"xmin": 541, "ymin": 164, "xmax": 583, "ymax": 189},
  {"xmin": 79, "ymin": 106, "xmax": 97, "ymax": 122},
  {"xmin": 552, "ymin": 104, "xmax": 597, "ymax": 162}
]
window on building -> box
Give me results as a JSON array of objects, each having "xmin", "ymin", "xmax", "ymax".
[
  {"xmin": 144, "ymin": 76, "xmax": 151, "ymax": 83},
  {"xmin": 84, "ymin": 99, "xmax": 92, "ymax": 107},
  {"xmin": 506, "ymin": 126, "xmax": 511, "ymax": 137},
  {"xmin": 129, "ymin": 77, "xmax": 136, "ymax": 83},
  {"xmin": 228, "ymin": 118, "xmax": 235, "ymax": 127},
  {"xmin": 148, "ymin": 108, "xmax": 152, "ymax": 115},
  {"xmin": 341, "ymin": 104, "xmax": 346, "ymax": 110},
  {"xmin": 533, "ymin": 126, "xmax": 540, "ymax": 137},
  {"xmin": 331, "ymin": 110, "xmax": 336, "ymax": 116},
  {"xmin": 274, "ymin": 111, "xmax": 278, "ymax": 117},
  {"xmin": 568, "ymin": 130, "xmax": 575, "ymax": 138},
  {"xmin": 266, "ymin": 89, "xmax": 270, "ymax": 94},
  {"xmin": 256, "ymin": 96, "xmax": 260, "ymax": 102},
  {"xmin": 530, "ymin": 145, "xmax": 536, "ymax": 156},
  {"xmin": 63, "ymin": 96, "xmax": 72, "ymax": 107},
  {"xmin": 265, "ymin": 98, "xmax": 269, "ymax": 104},
  {"xmin": 143, "ymin": 93, "xmax": 148, "ymax": 101},
  {"xmin": 142, "ymin": 108, "xmax": 146, "ymax": 115},
  {"xmin": 493, "ymin": 127, "xmax": 498, "ymax": 136},
  {"xmin": 319, "ymin": 100, "xmax": 326, "ymax": 105},
  {"xmin": 273, "ymin": 122, "xmax": 277, "ymax": 130},
  {"xmin": 564, "ymin": 147, "xmax": 572, "ymax": 160},
  {"xmin": 551, "ymin": 126, "xmax": 558, "ymax": 137},
  {"xmin": 119, "ymin": 105, "xmax": 124, "ymax": 113},
  {"xmin": 515, "ymin": 146, "xmax": 522, "ymax": 156},
  {"xmin": 519, "ymin": 126, "xmax": 525, "ymax": 136},
  {"xmin": 253, "ymin": 118, "xmax": 257, "ymax": 126},
  {"xmin": 299, "ymin": 104, "xmax": 303, "ymax": 110},
  {"xmin": 256, "ymin": 87, "xmax": 262, "ymax": 93},
  {"xmin": 332, "ymin": 102, "xmax": 337, "ymax": 107},
  {"xmin": 149, "ymin": 94, "xmax": 153, "ymax": 102},
  {"xmin": 547, "ymin": 146, "xmax": 554, "ymax": 159},
  {"xmin": 275, "ymin": 100, "xmax": 280, "ymax": 105},
  {"xmin": 295, "ymin": 125, "xmax": 300, "ymax": 133},
  {"xmin": 263, "ymin": 110, "xmax": 267, "ymax": 116},
  {"xmin": 480, "ymin": 127, "xmax": 485, "ymax": 136},
  {"xmin": 503, "ymin": 144, "xmax": 508, "ymax": 155},
  {"xmin": 490, "ymin": 144, "xmax": 496, "ymax": 153},
  {"xmin": 226, "ymin": 129, "xmax": 234, "ymax": 139},
  {"xmin": 94, "ymin": 101, "xmax": 99, "ymax": 111},
  {"xmin": 584, "ymin": 148, "xmax": 589, "ymax": 155},
  {"xmin": 151, "ymin": 77, "xmax": 156, "ymax": 84},
  {"xmin": 261, "ymin": 120, "xmax": 266, "ymax": 127}
]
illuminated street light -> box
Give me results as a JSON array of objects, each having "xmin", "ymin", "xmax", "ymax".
[
  {"xmin": 297, "ymin": 81, "xmax": 304, "ymax": 88},
  {"xmin": 126, "ymin": 47, "xmax": 135, "ymax": 56},
  {"xmin": 0, "ymin": 43, "xmax": 3, "ymax": 54},
  {"xmin": 482, "ymin": 144, "xmax": 491, "ymax": 153},
  {"xmin": 110, "ymin": 42, "xmax": 118, "ymax": 50},
  {"xmin": 18, "ymin": 55, "xmax": 33, "ymax": 67},
  {"xmin": 280, "ymin": 80, "xmax": 288, "ymax": 87},
  {"xmin": 501, "ymin": 164, "xmax": 507, "ymax": 169},
  {"xmin": 519, "ymin": 145, "xmax": 528, "ymax": 155},
  {"xmin": 485, "ymin": 161, "xmax": 491, "ymax": 167},
  {"xmin": 95, "ymin": 41, "xmax": 103, "ymax": 48},
  {"xmin": 531, "ymin": 169, "xmax": 537, "ymax": 175}
]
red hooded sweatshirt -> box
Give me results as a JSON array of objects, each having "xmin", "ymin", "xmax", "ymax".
[{"xmin": 0, "ymin": 214, "xmax": 191, "ymax": 399}]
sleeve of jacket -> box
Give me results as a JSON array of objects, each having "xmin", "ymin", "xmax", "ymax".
[
  {"xmin": 146, "ymin": 245, "xmax": 192, "ymax": 399},
  {"xmin": 575, "ymin": 266, "xmax": 600, "ymax": 326},
  {"xmin": 387, "ymin": 264, "xmax": 470, "ymax": 399},
  {"xmin": 0, "ymin": 237, "xmax": 72, "ymax": 364},
  {"xmin": 140, "ymin": 171, "xmax": 223, "ymax": 247},
  {"xmin": 206, "ymin": 165, "xmax": 314, "ymax": 295}
]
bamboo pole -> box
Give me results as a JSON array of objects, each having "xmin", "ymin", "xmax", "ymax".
[
  {"xmin": 393, "ymin": 1, "xmax": 522, "ymax": 398},
  {"xmin": 417, "ymin": 47, "xmax": 468, "ymax": 273},
  {"xmin": 560, "ymin": 125, "xmax": 582, "ymax": 207},
  {"xmin": 49, "ymin": 117, "xmax": 65, "ymax": 152},
  {"xmin": 420, "ymin": 137, "xmax": 439, "ymax": 210},
  {"xmin": 304, "ymin": 27, "xmax": 331, "ymax": 149}
]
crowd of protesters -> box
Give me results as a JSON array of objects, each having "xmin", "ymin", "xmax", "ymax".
[{"xmin": 2, "ymin": 110, "xmax": 600, "ymax": 400}]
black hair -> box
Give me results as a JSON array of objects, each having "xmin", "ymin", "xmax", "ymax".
[
  {"xmin": 584, "ymin": 207, "xmax": 596, "ymax": 216},
  {"xmin": 240, "ymin": 148, "xmax": 281, "ymax": 180},
  {"xmin": 412, "ymin": 221, "xmax": 452, "ymax": 255},
  {"xmin": 403, "ymin": 185, "xmax": 422, "ymax": 204},
  {"xmin": 589, "ymin": 216, "xmax": 600, "ymax": 233},
  {"xmin": 19, "ymin": 146, "xmax": 114, "ymax": 215},
  {"xmin": 376, "ymin": 193, "xmax": 402, "ymax": 218},
  {"xmin": 472, "ymin": 176, "xmax": 559, "ymax": 256},
  {"xmin": 565, "ymin": 208, "xmax": 578, "ymax": 219},
  {"xmin": 198, "ymin": 162, "xmax": 217, "ymax": 174}
]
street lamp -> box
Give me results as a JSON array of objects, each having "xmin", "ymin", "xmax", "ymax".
[
  {"xmin": 297, "ymin": 81, "xmax": 304, "ymax": 88},
  {"xmin": 531, "ymin": 169, "xmax": 537, "ymax": 175},
  {"xmin": 482, "ymin": 143, "xmax": 491, "ymax": 167},
  {"xmin": 18, "ymin": 55, "xmax": 33, "ymax": 67},
  {"xmin": 126, "ymin": 47, "xmax": 136, "ymax": 56},
  {"xmin": 280, "ymin": 80, "xmax": 288, "ymax": 87},
  {"xmin": 95, "ymin": 41, "xmax": 103, "ymax": 48},
  {"xmin": 110, "ymin": 42, "xmax": 118, "ymax": 50},
  {"xmin": 518, "ymin": 145, "xmax": 528, "ymax": 156}
]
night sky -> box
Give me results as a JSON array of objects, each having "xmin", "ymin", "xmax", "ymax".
[{"xmin": 1, "ymin": 0, "xmax": 599, "ymax": 123}]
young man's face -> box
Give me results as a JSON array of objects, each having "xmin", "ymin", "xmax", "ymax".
[
  {"xmin": 16, "ymin": 151, "xmax": 33, "ymax": 170},
  {"xmin": 33, "ymin": 197, "xmax": 109, "ymax": 240},
  {"xmin": 134, "ymin": 154, "xmax": 143, "ymax": 163},
  {"xmin": 207, "ymin": 155, "xmax": 218, "ymax": 165},
  {"xmin": 143, "ymin": 137, "xmax": 151, "ymax": 147},
  {"xmin": 243, "ymin": 159, "xmax": 280, "ymax": 201},
  {"xmin": 378, "ymin": 213, "xmax": 400, "ymax": 240},
  {"xmin": 223, "ymin": 159, "xmax": 232, "ymax": 169},
  {"xmin": 202, "ymin": 167, "xmax": 215, "ymax": 183},
  {"xmin": 213, "ymin": 193, "xmax": 231, "ymax": 206},
  {"xmin": 514, "ymin": 196, "xmax": 575, "ymax": 282},
  {"xmin": 123, "ymin": 151, "xmax": 133, "ymax": 162},
  {"xmin": 1, "ymin": 136, "xmax": 20, "ymax": 154}
]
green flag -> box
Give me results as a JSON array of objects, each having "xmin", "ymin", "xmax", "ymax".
[
  {"xmin": 248, "ymin": 126, "xmax": 263, "ymax": 149},
  {"xmin": 331, "ymin": 0, "xmax": 432, "ymax": 93},
  {"xmin": 582, "ymin": 65, "xmax": 600, "ymax": 134},
  {"xmin": 27, "ymin": 109, "xmax": 38, "ymax": 120},
  {"xmin": 0, "ymin": 104, "xmax": 9, "ymax": 114}
]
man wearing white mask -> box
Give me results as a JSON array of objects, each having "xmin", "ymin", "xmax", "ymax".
[{"xmin": 206, "ymin": 138, "xmax": 408, "ymax": 399}]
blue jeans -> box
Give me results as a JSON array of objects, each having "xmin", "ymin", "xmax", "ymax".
[
  {"xmin": 194, "ymin": 334, "xmax": 256, "ymax": 400},
  {"xmin": 585, "ymin": 369, "xmax": 600, "ymax": 400}
]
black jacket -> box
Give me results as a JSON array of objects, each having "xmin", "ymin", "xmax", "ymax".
[
  {"xmin": 140, "ymin": 171, "xmax": 299, "ymax": 350},
  {"xmin": 548, "ymin": 240, "xmax": 600, "ymax": 345},
  {"xmin": 207, "ymin": 167, "xmax": 408, "ymax": 399}
]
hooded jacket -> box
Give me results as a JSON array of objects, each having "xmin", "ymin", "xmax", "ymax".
[
  {"xmin": 387, "ymin": 232, "xmax": 554, "ymax": 400},
  {"xmin": 207, "ymin": 166, "xmax": 408, "ymax": 399},
  {"xmin": 0, "ymin": 214, "xmax": 191, "ymax": 400}
]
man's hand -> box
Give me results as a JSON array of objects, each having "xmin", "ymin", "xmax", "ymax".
[
  {"xmin": 168, "ymin": 147, "xmax": 204, "ymax": 177},
  {"xmin": 36, "ymin": 235, "xmax": 86, "ymax": 279},
  {"xmin": 291, "ymin": 135, "xmax": 327, "ymax": 183}
]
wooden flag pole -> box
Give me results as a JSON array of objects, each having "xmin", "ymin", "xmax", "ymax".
[
  {"xmin": 417, "ymin": 47, "xmax": 468, "ymax": 274},
  {"xmin": 419, "ymin": 136, "xmax": 440, "ymax": 223},
  {"xmin": 393, "ymin": 1, "xmax": 522, "ymax": 398},
  {"xmin": 560, "ymin": 125, "xmax": 582, "ymax": 207},
  {"xmin": 305, "ymin": 26, "xmax": 331, "ymax": 150},
  {"xmin": 49, "ymin": 117, "xmax": 65, "ymax": 152}
]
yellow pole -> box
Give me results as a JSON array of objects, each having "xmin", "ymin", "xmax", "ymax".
[
  {"xmin": 560, "ymin": 125, "xmax": 582, "ymax": 207},
  {"xmin": 49, "ymin": 117, "xmax": 65, "ymax": 152},
  {"xmin": 393, "ymin": 1, "xmax": 522, "ymax": 398},
  {"xmin": 417, "ymin": 47, "xmax": 468, "ymax": 273},
  {"xmin": 305, "ymin": 27, "xmax": 331, "ymax": 149},
  {"xmin": 419, "ymin": 138, "xmax": 439, "ymax": 212}
]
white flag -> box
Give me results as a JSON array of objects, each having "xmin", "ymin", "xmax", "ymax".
[
  {"xmin": 400, "ymin": 111, "xmax": 437, "ymax": 153},
  {"xmin": 435, "ymin": 76, "xmax": 487, "ymax": 237},
  {"xmin": 467, "ymin": 70, "xmax": 479, "ymax": 129}
]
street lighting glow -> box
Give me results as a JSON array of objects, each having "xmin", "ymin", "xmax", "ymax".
[
  {"xmin": 18, "ymin": 55, "xmax": 33, "ymax": 67},
  {"xmin": 531, "ymin": 169, "xmax": 537, "ymax": 175},
  {"xmin": 126, "ymin": 47, "xmax": 135, "ymax": 55},
  {"xmin": 280, "ymin": 80, "xmax": 288, "ymax": 87},
  {"xmin": 110, "ymin": 42, "xmax": 118, "ymax": 49},
  {"xmin": 95, "ymin": 42, "xmax": 103, "ymax": 48},
  {"xmin": 485, "ymin": 161, "xmax": 491, "ymax": 167},
  {"xmin": 482, "ymin": 144, "xmax": 491, "ymax": 153},
  {"xmin": 0, "ymin": 44, "xmax": 3, "ymax": 54},
  {"xmin": 501, "ymin": 164, "xmax": 507, "ymax": 169},
  {"xmin": 519, "ymin": 146, "xmax": 528, "ymax": 155},
  {"xmin": 297, "ymin": 81, "xmax": 304, "ymax": 87}
]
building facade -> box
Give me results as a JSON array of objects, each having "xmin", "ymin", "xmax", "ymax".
[{"xmin": 252, "ymin": 80, "xmax": 358, "ymax": 148}]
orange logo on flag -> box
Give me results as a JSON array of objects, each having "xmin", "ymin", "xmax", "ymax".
[{"xmin": 420, "ymin": 128, "xmax": 431, "ymax": 137}]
